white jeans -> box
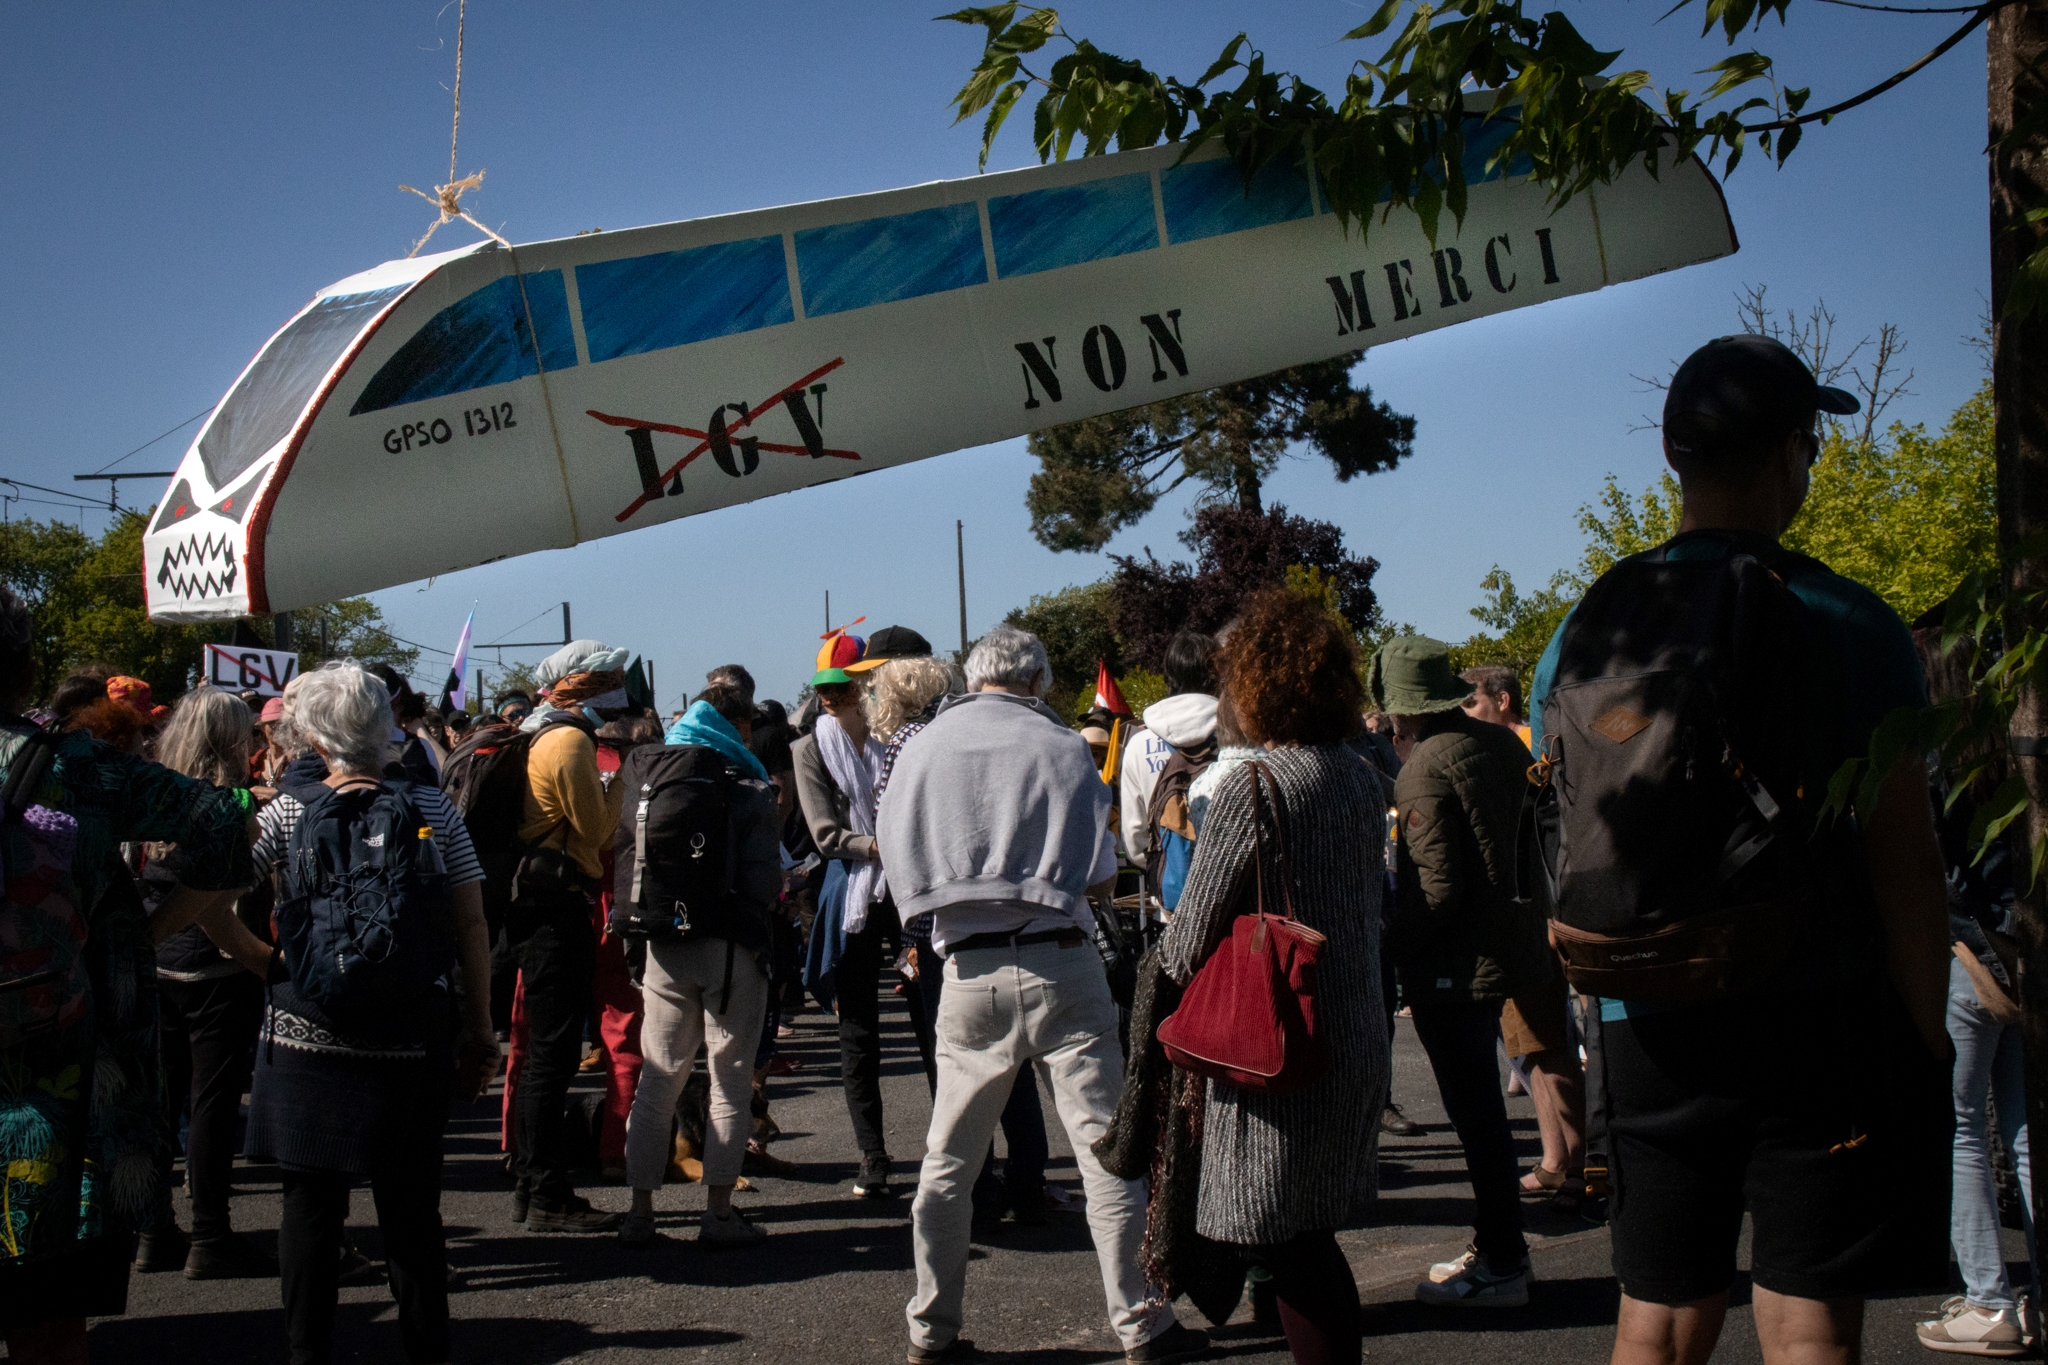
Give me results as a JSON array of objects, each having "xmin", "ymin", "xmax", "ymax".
[
  {"xmin": 906, "ymin": 938, "xmax": 1170, "ymax": 1351},
  {"xmin": 623, "ymin": 937, "xmax": 767, "ymax": 1191}
]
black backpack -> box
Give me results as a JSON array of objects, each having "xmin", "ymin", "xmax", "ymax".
[
  {"xmin": 1531, "ymin": 543, "xmax": 1823, "ymax": 1003},
  {"xmin": 440, "ymin": 715, "xmax": 592, "ymax": 912},
  {"xmin": 608, "ymin": 744, "xmax": 767, "ymax": 953},
  {"xmin": 273, "ymin": 781, "xmax": 456, "ymax": 1036}
]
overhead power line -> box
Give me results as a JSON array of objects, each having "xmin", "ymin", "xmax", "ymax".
[{"xmin": 92, "ymin": 405, "xmax": 215, "ymax": 475}]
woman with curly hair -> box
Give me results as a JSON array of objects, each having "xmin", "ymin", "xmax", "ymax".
[{"xmin": 1156, "ymin": 588, "xmax": 1389, "ymax": 1365}]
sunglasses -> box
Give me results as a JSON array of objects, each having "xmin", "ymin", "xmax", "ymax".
[{"xmin": 815, "ymin": 683, "xmax": 858, "ymax": 701}]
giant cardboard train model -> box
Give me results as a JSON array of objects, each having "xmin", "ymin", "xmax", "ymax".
[{"xmin": 142, "ymin": 113, "xmax": 1737, "ymax": 623}]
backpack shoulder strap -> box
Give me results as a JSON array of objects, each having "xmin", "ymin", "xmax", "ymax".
[
  {"xmin": 1, "ymin": 727, "xmax": 59, "ymax": 820},
  {"xmin": 535, "ymin": 712, "xmax": 598, "ymax": 742}
]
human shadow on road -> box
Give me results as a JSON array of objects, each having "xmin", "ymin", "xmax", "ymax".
[
  {"xmin": 89, "ymin": 1300, "xmax": 734, "ymax": 1365},
  {"xmin": 457, "ymin": 1316, "xmax": 743, "ymax": 1363},
  {"xmin": 1364, "ymin": 1274, "xmax": 1623, "ymax": 1334}
]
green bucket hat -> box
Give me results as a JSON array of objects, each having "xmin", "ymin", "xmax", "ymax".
[{"xmin": 1366, "ymin": 635, "xmax": 1474, "ymax": 715}]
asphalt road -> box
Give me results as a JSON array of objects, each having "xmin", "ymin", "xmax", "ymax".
[{"xmin": 96, "ymin": 979, "xmax": 1990, "ymax": 1365}]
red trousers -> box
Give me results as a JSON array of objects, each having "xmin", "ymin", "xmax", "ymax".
[{"xmin": 500, "ymin": 909, "xmax": 645, "ymax": 1167}]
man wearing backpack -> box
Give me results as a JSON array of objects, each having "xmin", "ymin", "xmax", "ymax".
[
  {"xmin": 501, "ymin": 640, "xmax": 632, "ymax": 1232},
  {"xmin": 616, "ymin": 683, "xmax": 782, "ymax": 1248},
  {"xmin": 1528, "ymin": 335, "xmax": 1951, "ymax": 1364},
  {"xmin": 1117, "ymin": 631, "xmax": 1218, "ymax": 933}
]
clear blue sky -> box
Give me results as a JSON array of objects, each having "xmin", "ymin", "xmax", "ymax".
[{"xmin": 0, "ymin": 2, "xmax": 1992, "ymax": 707}]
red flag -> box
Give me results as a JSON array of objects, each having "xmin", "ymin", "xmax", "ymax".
[{"xmin": 1094, "ymin": 659, "xmax": 1131, "ymax": 717}]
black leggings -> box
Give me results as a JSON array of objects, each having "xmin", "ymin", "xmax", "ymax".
[
  {"xmin": 279, "ymin": 1162, "xmax": 448, "ymax": 1365},
  {"xmin": 1411, "ymin": 997, "xmax": 1528, "ymax": 1269},
  {"xmin": 507, "ymin": 899, "xmax": 596, "ymax": 1205},
  {"xmin": 157, "ymin": 973, "xmax": 263, "ymax": 1240},
  {"xmin": 1248, "ymin": 1229, "xmax": 1361, "ymax": 1365},
  {"xmin": 836, "ymin": 900, "xmax": 901, "ymax": 1158}
]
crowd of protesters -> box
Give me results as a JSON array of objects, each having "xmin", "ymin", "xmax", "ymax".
[{"xmin": 0, "ymin": 332, "xmax": 2010, "ymax": 1365}]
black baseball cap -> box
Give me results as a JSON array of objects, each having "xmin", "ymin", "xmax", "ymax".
[
  {"xmin": 1663, "ymin": 334, "xmax": 1859, "ymax": 457},
  {"xmin": 843, "ymin": 625, "xmax": 932, "ymax": 674}
]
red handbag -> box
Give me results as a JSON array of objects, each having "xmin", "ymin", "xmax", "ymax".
[{"xmin": 1155, "ymin": 761, "xmax": 1328, "ymax": 1096}]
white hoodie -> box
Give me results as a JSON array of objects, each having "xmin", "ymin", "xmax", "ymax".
[{"xmin": 1118, "ymin": 692, "xmax": 1219, "ymax": 862}]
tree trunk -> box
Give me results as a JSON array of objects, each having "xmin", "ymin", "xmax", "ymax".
[
  {"xmin": 1989, "ymin": 0, "xmax": 2048, "ymax": 1241},
  {"xmin": 1233, "ymin": 456, "xmax": 1263, "ymax": 513}
]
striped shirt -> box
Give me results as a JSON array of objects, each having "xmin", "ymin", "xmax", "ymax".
[
  {"xmin": 252, "ymin": 782, "xmax": 482, "ymax": 1062},
  {"xmin": 254, "ymin": 783, "xmax": 485, "ymax": 886}
]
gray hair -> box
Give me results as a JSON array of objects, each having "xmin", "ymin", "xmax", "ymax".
[
  {"xmin": 866, "ymin": 656, "xmax": 964, "ymax": 738},
  {"xmin": 270, "ymin": 671, "xmax": 311, "ymax": 760},
  {"xmin": 156, "ymin": 687, "xmax": 253, "ymax": 787},
  {"xmin": 965, "ymin": 627, "xmax": 1050, "ymax": 695},
  {"xmin": 292, "ymin": 661, "xmax": 394, "ymax": 776}
]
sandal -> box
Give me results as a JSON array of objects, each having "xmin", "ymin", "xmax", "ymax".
[{"xmin": 1519, "ymin": 1165, "xmax": 1567, "ymax": 1196}]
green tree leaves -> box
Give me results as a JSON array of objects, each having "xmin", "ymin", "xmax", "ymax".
[
  {"xmin": 938, "ymin": 5, "xmax": 1183, "ymax": 170},
  {"xmin": 0, "ymin": 511, "xmax": 420, "ymax": 704},
  {"xmin": 1782, "ymin": 379, "xmax": 1997, "ymax": 623},
  {"xmin": 1003, "ymin": 578, "xmax": 1119, "ymax": 714},
  {"xmin": 938, "ymin": 3, "xmax": 1971, "ymax": 250},
  {"xmin": 0, "ymin": 513, "xmax": 208, "ymax": 702}
]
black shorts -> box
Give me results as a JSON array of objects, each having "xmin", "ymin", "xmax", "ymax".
[{"xmin": 1603, "ymin": 980, "xmax": 1951, "ymax": 1305}]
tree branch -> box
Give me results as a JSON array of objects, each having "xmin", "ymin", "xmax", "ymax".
[
  {"xmin": 1814, "ymin": 0, "xmax": 1985, "ymax": 11},
  {"xmin": 1740, "ymin": 2, "xmax": 2009, "ymax": 132}
]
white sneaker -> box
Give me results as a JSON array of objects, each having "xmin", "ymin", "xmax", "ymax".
[
  {"xmin": 1916, "ymin": 1296, "xmax": 2026, "ymax": 1356},
  {"xmin": 698, "ymin": 1208, "xmax": 766, "ymax": 1247},
  {"xmin": 1428, "ymin": 1246, "xmax": 1534, "ymax": 1285},
  {"xmin": 1417, "ymin": 1254, "xmax": 1530, "ymax": 1308}
]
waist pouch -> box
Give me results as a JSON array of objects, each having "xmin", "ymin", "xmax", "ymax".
[{"xmin": 1547, "ymin": 897, "xmax": 1797, "ymax": 1006}]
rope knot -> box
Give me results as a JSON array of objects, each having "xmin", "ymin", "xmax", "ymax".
[
  {"xmin": 400, "ymin": 169, "xmax": 509, "ymax": 257},
  {"xmin": 399, "ymin": 1, "xmax": 506, "ymax": 258}
]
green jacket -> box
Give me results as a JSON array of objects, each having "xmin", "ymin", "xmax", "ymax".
[{"xmin": 1389, "ymin": 712, "xmax": 1548, "ymax": 1003}]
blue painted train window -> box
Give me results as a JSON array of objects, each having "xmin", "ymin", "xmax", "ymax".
[
  {"xmin": 988, "ymin": 173, "xmax": 1158, "ymax": 278},
  {"xmin": 1459, "ymin": 116, "xmax": 1534, "ymax": 186},
  {"xmin": 198, "ymin": 285, "xmax": 406, "ymax": 488},
  {"xmin": 795, "ymin": 203, "xmax": 986, "ymax": 317},
  {"xmin": 1161, "ymin": 156, "xmax": 1313, "ymax": 244},
  {"xmin": 349, "ymin": 271, "xmax": 577, "ymax": 416},
  {"xmin": 577, "ymin": 236, "xmax": 793, "ymax": 363},
  {"xmin": 1349, "ymin": 117, "xmax": 1537, "ymax": 208}
]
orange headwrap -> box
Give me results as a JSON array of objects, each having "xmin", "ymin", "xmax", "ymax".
[{"xmin": 105, "ymin": 676, "xmax": 169, "ymax": 723}]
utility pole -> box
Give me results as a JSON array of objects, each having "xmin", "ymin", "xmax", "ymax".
[
  {"xmin": 273, "ymin": 612, "xmax": 293, "ymax": 654},
  {"xmin": 956, "ymin": 520, "xmax": 968, "ymax": 659}
]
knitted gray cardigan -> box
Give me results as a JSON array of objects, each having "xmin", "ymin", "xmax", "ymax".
[{"xmin": 1155, "ymin": 744, "xmax": 1390, "ymax": 1244}]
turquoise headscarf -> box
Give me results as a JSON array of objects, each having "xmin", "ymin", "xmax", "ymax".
[{"xmin": 663, "ymin": 700, "xmax": 768, "ymax": 780}]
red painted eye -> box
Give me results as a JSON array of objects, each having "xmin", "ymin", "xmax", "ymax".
[{"xmin": 175, "ymin": 505, "xmax": 187, "ymax": 515}]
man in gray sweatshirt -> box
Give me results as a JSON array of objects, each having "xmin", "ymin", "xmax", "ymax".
[{"xmin": 876, "ymin": 627, "xmax": 1204, "ymax": 1365}]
